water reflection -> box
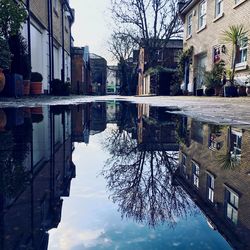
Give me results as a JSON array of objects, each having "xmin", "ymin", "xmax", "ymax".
[
  {"xmin": 0, "ymin": 102, "xmax": 249, "ymax": 249},
  {"xmin": 102, "ymin": 104, "xmax": 196, "ymax": 227}
]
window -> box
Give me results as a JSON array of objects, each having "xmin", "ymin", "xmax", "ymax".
[
  {"xmin": 215, "ymin": 0, "xmax": 223, "ymax": 17},
  {"xmin": 237, "ymin": 37, "xmax": 248, "ymax": 64},
  {"xmin": 198, "ymin": 1, "xmax": 207, "ymax": 29},
  {"xmin": 207, "ymin": 174, "xmax": 215, "ymax": 203},
  {"xmin": 187, "ymin": 13, "xmax": 192, "ymax": 37},
  {"xmin": 225, "ymin": 187, "xmax": 239, "ymax": 224},
  {"xmin": 192, "ymin": 161, "xmax": 199, "ymax": 188}
]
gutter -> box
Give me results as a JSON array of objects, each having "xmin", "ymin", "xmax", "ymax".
[{"xmin": 179, "ymin": 0, "xmax": 200, "ymax": 16}]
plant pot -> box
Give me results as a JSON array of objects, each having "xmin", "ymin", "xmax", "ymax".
[
  {"xmin": 0, "ymin": 109, "xmax": 7, "ymax": 131},
  {"xmin": 3, "ymin": 73, "xmax": 23, "ymax": 97},
  {"xmin": 196, "ymin": 88, "xmax": 204, "ymax": 96},
  {"xmin": 23, "ymin": 80, "xmax": 30, "ymax": 95},
  {"xmin": 246, "ymin": 86, "xmax": 250, "ymax": 96},
  {"xmin": 237, "ymin": 86, "xmax": 247, "ymax": 96},
  {"xmin": 224, "ymin": 85, "xmax": 238, "ymax": 97},
  {"xmin": 30, "ymin": 81, "xmax": 42, "ymax": 95},
  {"xmin": 205, "ymin": 87, "xmax": 215, "ymax": 96},
  {"xmin": 214, "ymin": 86, "xmax": 222, "ymax": 96},
  {"xmin": 31, "ymin": 107, "xmax": 43, "ymax": 115},
  {"xmin": 0, "ymin": 68, "xmax": 5, "ymax": 93}
]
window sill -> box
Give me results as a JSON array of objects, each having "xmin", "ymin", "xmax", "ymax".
[
  {"xmin": 186, "ymin": 34, "xmax": 192, "ymax": 41},
  {"xmin": 213, "ymin": 12, "xmax": 224, "ymax": 23},
  {"xmin": 235, "ymin": 62, "xmax": 248, "ymax": 71},
  {"xmin": 197, "ymin": 25, "xmax": 206, "ymax": 34},
  {"xmin": 233, "ymin": 0, "xmax": 248, "ymax": 9}
]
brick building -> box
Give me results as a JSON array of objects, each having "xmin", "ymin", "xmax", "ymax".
[
  {"xmin": 179, "ymin": 0, "xmax": 250, "ymax": 94},
  {"xmin": 89, "ymin": 53, "xmax": 107, "ymax": 95},
  {"xmin": 71, "ymin": 46, "xmax": 91, "ymax": 95},
  {"xmin": 20, "ymin": 0, "xmax": 74, "ymax": 93},
  {"xmin": 175, "ymin": 118, "xmax": 250, "ymax": 249},
  {"xmin": 137, "ymin": 39, "xmax": 183, "ymax": 96}
]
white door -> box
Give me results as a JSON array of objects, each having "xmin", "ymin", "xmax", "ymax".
[{"xmin": 196, "ymin": 54, "xmax": 207, "ymax": 88}]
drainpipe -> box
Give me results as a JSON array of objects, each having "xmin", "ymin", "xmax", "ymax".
[
  {"xmin": 27, "ymin": 0, "xmax": 31, "ymax": 77},
  {"xmin": 47, "ymin": 0, "xmax": 52, "ymax": 89},
  {"xmin": 49, "ymin": 0, "xmax": 54, "ymax": 83},
  {"xmin": 61, "ymin": 1, "xmax": 65, "ymax": 83}
]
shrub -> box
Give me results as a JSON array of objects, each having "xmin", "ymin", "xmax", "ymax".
[
  {"xmin": 0, "ymin": 37, "xmax": 11, "ymax": 70},
  {"xmin": 31, "ymin": 72, "xmax": 43, "ymax": 82},
  {"xmin": 51, "ymin": 79, "xmax": 71, "ymax": 96},
  {"xmin": 205, "ymin": 87, "xmax": 215, "ymax": 96}
]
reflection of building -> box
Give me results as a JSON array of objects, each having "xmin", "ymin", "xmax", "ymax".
[
  {"xmin": 89, "ymin": 53, "xmax": 107, "ymax": 95},
  {"xmin": 137, "ymin": 104, "xmax": 180, "ymax": 151},
  {"xmin": 0, "ymin": 106, "xmax": 75, "ymax": 250},
  {"xmin": 90, "ymin": 103, "xmax": 107, "ymax": 135},
  {"xmin": 175, "ymin": 118, "xmax": 250, "ymax": 249},
  {"xmin": 106, "ymin": 101, "xmax": 120, "ymax": 124},
  {"xmin": 71, "ymin": 104, "xmax": 91, "ymax": 143}
]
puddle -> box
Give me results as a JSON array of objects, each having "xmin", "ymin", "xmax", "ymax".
[{"xmin": 1, "ymin": 101, "xmax": 249, "ymax": 249}]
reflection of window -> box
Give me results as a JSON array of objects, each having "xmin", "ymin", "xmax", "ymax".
[
  {"xmin": 215, "ymin": 0, "xmax": 223, "ymax": 17},
  {"xmin": 225, "ymin": 186, "xmax": 239, "ymax": 224},
  {"xmin": 198, "ymin": 1, "xmax": 207, "ymax": 29},
  {"xmin": 192, "ymin": 161, "xmax": 199, "ymax": 188},
  {"xmin": 237, "ymin": 37, "xmax": 248, "ymax": 64},
  {"xmin": 231, "ymin": 129, "xmax": 242, "ymax": 161},
  {"xmin": 187, "ymin": 13, "xmax": 192, "ymax": 37},
  {"xmin": 207, "ymin": 173, "xmax": 215, "ymax": 203},
  {"xmin": 181, "ymin": 153, "xmax": 187, "ymax": 176}
]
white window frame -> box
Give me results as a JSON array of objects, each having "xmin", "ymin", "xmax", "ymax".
[
  {"xmin": 198, "ymin": 1, "xmax": 207, "ymax": 29},
  {"xmin": 238, "ymin": 37, "xmax": 248, "ymax": 64},
  {"xmin": 187, "ymin": 13, "xmax": 192, "ymax": 37},
  {"xmin": 207, "ymin": 173, "xmax": 215, "ymax": 203},
  {"xmin": 215, "ymin": 0, "xmax": 223, "ymax": 17},
  {"xmin": 225, "ymin": 186, "xmax": 239, "ymax": 224},
  {"xmin": 192, "ymin": 161, "xmax": 199, "ymax": 188}
]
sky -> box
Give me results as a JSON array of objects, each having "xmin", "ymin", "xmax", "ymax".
[{"xmin": 70, "ymin": 0, "xmax": 115, "ymax": 65}]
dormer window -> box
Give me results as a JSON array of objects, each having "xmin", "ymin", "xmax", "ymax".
[{"xmin": 187, "ymin": 13, "xmax": 192, "ymax": 37}]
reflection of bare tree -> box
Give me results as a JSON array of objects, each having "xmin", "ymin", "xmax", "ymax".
[{"xmin": 102, "ymin": 128, "xmax": 196, "ymax": 227}]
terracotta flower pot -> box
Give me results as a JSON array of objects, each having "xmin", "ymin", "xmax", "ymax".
[
  {"xmin": 0, "ymin": 68, "xmax": 6, "ymax": 93},
  {"xmin": 23, "ymin": 80, "xmax": 31, "ymax": 95},
  {"xmin": 31, "ymin": 107, "xmax": 43, "ymax": 115},
  {"xmin": 0, "ymin": 109, "xmax": 7, "ymax": 131},
  {"xmin": 30, "ymin": 81, "xmax": 42, "ymax": 95}
]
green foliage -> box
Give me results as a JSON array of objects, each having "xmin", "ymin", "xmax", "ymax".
[
  {"xmin": 221, "ymin": 25, "xmax": 248, "ymax": 84},
  {"xmin": 9, "ymin": 33, "xmax": 31, "ymax": 78},
  {"xmin": 177, "ymin": 46, "xmax": 193, "ymax": 78},
  {"xmin": 0, "ymin": 36, "xmax": 11, "ymax": 69},
  {"xmin": 0, "ymin": 0, "xmax": 27, "ymax": 39},
  {"xmin": 204, "ymin": 61, "xmax": 225, "ymax": 88},
  {"xmin": 51, "ymin": 78, "xmax": 71, "ymax": 96},
  {"xmin": 31, "ymin": 72, "xmax": 43, "ymax": 82}
]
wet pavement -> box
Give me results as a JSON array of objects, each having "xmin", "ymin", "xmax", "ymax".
[
  {"xmin": 1, "ymin": 101, "xmax": 250, "ymax": 249},
  {"xmin": 1, "ymin": 95, "xmax": 250, "ymax": 125}
]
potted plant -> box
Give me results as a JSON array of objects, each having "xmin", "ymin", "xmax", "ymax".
[
  {"xmin": 30, "ymin": 72, "xmax": 43, "ymax": 95},
  {"xmin": 0, "ymin": 37, "xmax": 11, "ymax": 93},
  {"xmin": 51, "ymin": 78, "xmax": 71, "ymax": 96},
  {"xmin": 204, "ymin": 61, "xmax": 225, "ymax": 96},
  {"xmin": 222, "ymin": 25, "xmax": 248, "ymax": 97}
]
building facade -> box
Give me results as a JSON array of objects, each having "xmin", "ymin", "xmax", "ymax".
[
  {"xmin": 179, "ymin": 0, "xmax": 250, "ymax": 94},
  {"xmin": 20, "ymin": 0, "xmax": 74, "ymax": 93},
  {"xmin": 137, "ymin": 39, "xmax": 183, "ymax": 96},
  {"xmin": 71, "ymin": 46, "xmax": 91, "ymax": 95}
]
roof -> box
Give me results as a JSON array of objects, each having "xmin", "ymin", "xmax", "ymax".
[{"xmin": 179, "ymin": 0, "xmax": 200, "ymax": 16}]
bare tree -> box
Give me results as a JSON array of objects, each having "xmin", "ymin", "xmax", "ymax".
[{"xmin": 110, "ymin": 0, "xmax": 182, "ymax": 62}]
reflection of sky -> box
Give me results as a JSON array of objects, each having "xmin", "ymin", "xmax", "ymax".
[{"xmin": 48, "ymin": 126, "xmax": 231, "ymax": 250}]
